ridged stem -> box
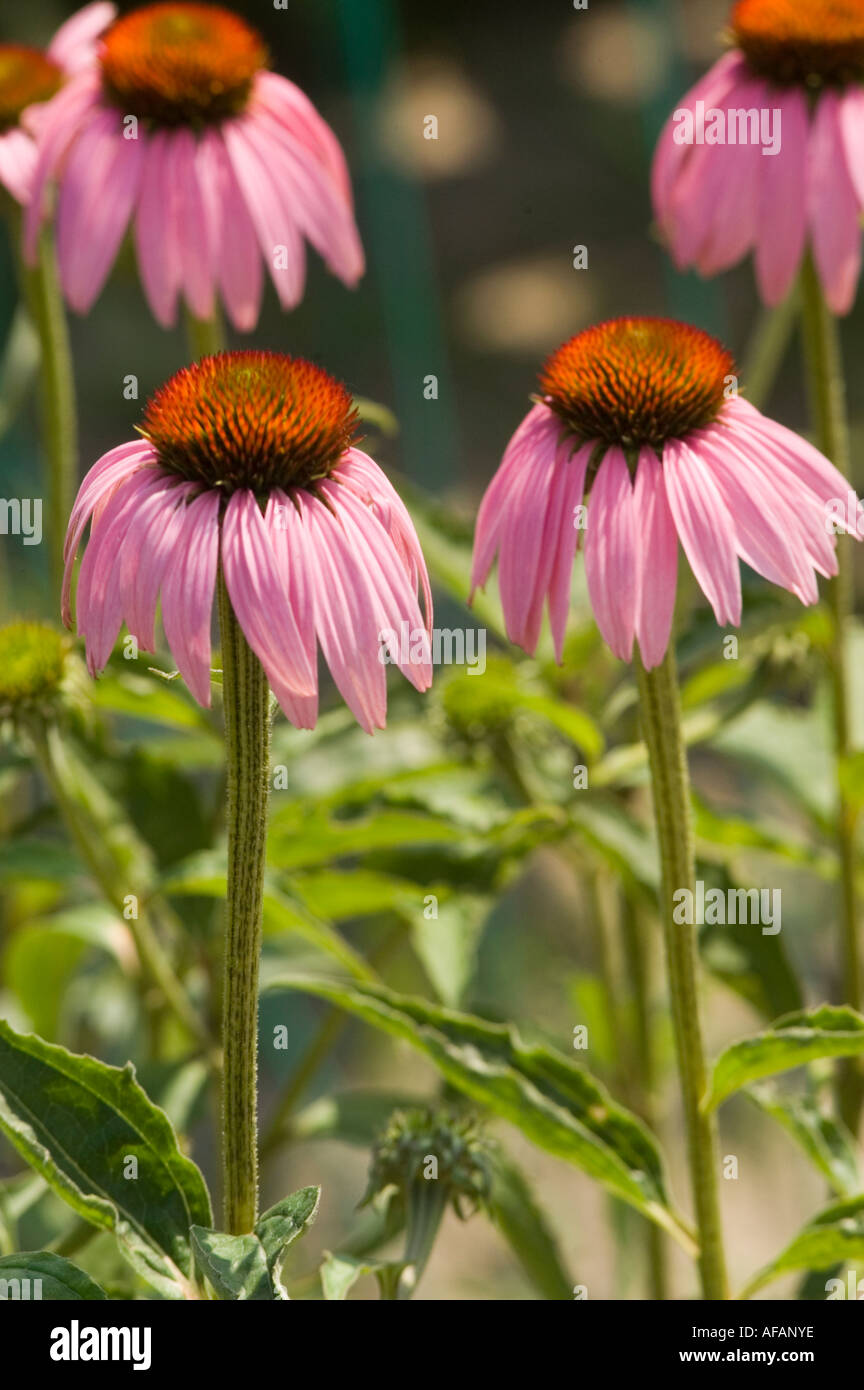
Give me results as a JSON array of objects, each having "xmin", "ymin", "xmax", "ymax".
[
  {"xmin": 635, "ymin": 648, "xmax": 728, "ymax": 1300},
  {"xmin": 217, "ymin": 572, "xmax": 271, "ymax": 1234},
  {"xmin": 799, "ymin": 252, "xmax": 862, "ymax": 1135}
]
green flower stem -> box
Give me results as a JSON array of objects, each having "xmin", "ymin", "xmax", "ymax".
[
  {"xmin": 394, "ymin": 1182, "xmax": 450, "ymax": 1301},
  {"xmin": 217, "ymin": 572, "xmax": 271, "ymax": 1234},
  {"xmin": 186, "ymin": 309, "xmax": 226, "ymax": 360},
  {"xmin": 29, "ymin": 720, "xmax": 211, "ymax": 1052},
  {"xmin": 635, "ymin": 648, "xmax": 728, "ymax": 1301},
  {"xmin": 799, "ymin": 253, "xmax": 863, "ymax": 1135},
  {"xmin": 16, "ymin": 222, "xmax": 77, "ymax": 601}
]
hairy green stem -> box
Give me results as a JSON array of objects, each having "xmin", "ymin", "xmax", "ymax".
[
  {"xmin": 17, "ymin": 223, "xmax": 77, "ymax": 601},
  {"xmin": 799, "ymin": 253, "xmax": 863, "ymax": 1135},
  {"xmin": 635, "ymin": 648, "xmax": 728, "ymax": 1300},
  {"xmin": 218, "ymin": 572, "xmax": 271, "ymax": 1234}
]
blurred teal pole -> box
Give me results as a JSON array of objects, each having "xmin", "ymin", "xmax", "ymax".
[
  {"xmin": 335, "ymin": 0, "xmax": 460, "ymax": 489},
  {"xmin": 629, "ymin": 0, "xmax": 726, "ymax": 339}
]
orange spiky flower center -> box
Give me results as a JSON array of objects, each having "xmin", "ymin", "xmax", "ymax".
[
  {"xmin": 100, "ymin": 3, "xmax": 268, "ymax": 126},
  {"xmin": 141, "ymin": 352, "xmax": 360, "ymax": 494},
  {"xmin": 539, "ymin": 318, "xmax": 736, "ymax": 450},
  {"xmin": 0, "ymin": 46, "xmax": 62, "ymax": 133},
  {"xmin": 731, "ymin": 0, "xmax": 864, "ymax": 86}
]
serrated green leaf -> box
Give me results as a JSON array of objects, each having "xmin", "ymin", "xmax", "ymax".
[
  {"xmin": 0, "ymin": 1250, "xmax": 107, "ymax": 1300},
  {"xmin": 265, "ymin": 977, "xmax": 692, "ymax": 1251},
  {"xmin": 255, "ymin": 1185, "xmax": 320, "ymax": 1294},
  {"xmin": 739, "ymin": 1195, "xmax": 864, "ymax": 1298},
  {"xmin": 189, "ymin": 1228, "xmax": 274, "ymax": 1301},
  {"xmin": 0, "ymin": 1021, "xmax": 211, "ymax": 1298},
  {"xmin": 705, "ymin": 1006, "xmax": 864, "ymax": 1111}
]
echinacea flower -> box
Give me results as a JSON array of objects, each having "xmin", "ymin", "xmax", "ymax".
[
  {"xmin": 24, "ymin": 2, "xmax": 364, "ymax": 330},
  {"xmin": 471, "ymin": 317, "xmax": 862, "ymax": 669},
  {"xmin": 652, "ymin": 0, "xmax": 864, "ymax": 313},
  {"xmin": 64, "ymin": 351, "xmax": 431, "ymax": 732},
  {"xmin": 0, "ymin": 3, "xmax": 114, "ymax": 205}
]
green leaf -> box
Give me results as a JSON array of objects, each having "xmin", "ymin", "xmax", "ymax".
[
  {"xmin": 0, "ymin": 840, "xmax": 82, "ymax": 885},
  {"xmin": 190, "ymin": 1191, "xmax": 319, "ymax": 1301},
  {"xmin": 739, "ymin": 1195, "xmax": 864, "ymax": 1299},
  {"xmin": 255, "ymin": 1186, "xmax": 320, "ymax": 1296},
  {"xmin": 0, "ymin": 1251, "xmax": 107, "ymax": 1300},
  {"xmin": 189, "ymin": 1229, "xmax": 274, "ymax": 1301},
  {"xmin": 265, "ymin": 977, "xmax": 692, "ymax": 1251},
  {"xmin": 0, "ymin": 1021, "xmax": 211, "ymax": 1298},
  {"xmin": 268, "ymin": 806, "xmax": 465, "ymax": 871},
  {"xmin": 487, "ymin": 1152, "xmax": 573, "ymax": 1300},
  {"xmin": 698, "ymin": 868, "xmax": 803, "ymax": 1022},
  {"xmin": 705, "ymin": 1006, "xmax": 864, "ymax": 1111},
  {"xmin": 89, "ymin": 667, "xmax": 215, "ymax": 732},
  {"xmin": 514, "ymin": 692, "xmax": 604, "ymax": 762},
  {"xmin": 748, "ymin": 1085, "xmax": 860, "ymax": 1197},
  {"xmin": 4, "ymin": 904, "xmax": 125, "ymax": 1038},
  {"xmin": 320, "ymin": 1250, "xmax": 406, "ymax": 1300},
  {"xmin": 410, "ymin": 895, "xmax": 489, "ymax": 1006}
]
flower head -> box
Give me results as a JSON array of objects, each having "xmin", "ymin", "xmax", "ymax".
[
  {"xmin": 652, "ymin": 0, "xmax": 864, "ymax": 312},
  {"xmin": 363, "ymin": 1107, "xmax": 494, "ymax": 1220},
  {"xmin": 0, "ymin": 3, "xmax": 114, "ymax": 205},
  {"xmin": 24, "ymin": 2, "xmax": 364, "ymax": 330},
  {"xmin": 471, "ymin": 316, "xmax": 862, "ymax": 669},
  {"xmin": 65, "ymin": 351, "xmax": 432, "ymax": 733},
  {"xmin": 0, "ymin": 621, "xmax": 70, "ymax": 720}
]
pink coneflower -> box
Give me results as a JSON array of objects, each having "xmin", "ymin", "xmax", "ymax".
[
  {"xmin": 652, "ymin": 0, "xmax": 864, "ymax": 313},
  {"xmin": 0, "ymin": 3, "xmax": 114, "ymax": 205},
  {"xmin": 64, "ymin": 351, "xmax": 431, "ymax": 731},
  {"xmin": 24, "ymin": 2, "xmax": 364, "ymax": 330},
  {"xmin": 471, "ymin": 317, "xmax": 862, "ymax": 668}
]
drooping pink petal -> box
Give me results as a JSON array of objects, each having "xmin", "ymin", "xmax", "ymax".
[
  {"xmin": 496, "ymin": 412, "xmax": 565, "ymax": 653},
  {"xmin": 652, "ymin": 52, "xmax": 747, "ymax": 228},
  {"xmin": 23, "ymin": 72, "xmax": 102, "ymax": 262},
  {"xmin": 160, "ymin": 491, "xmax": 221, "ymax": 706},
  {"xmin": 123, "ymin": 480, "xmax": 196, "ymax": 652},
  {"xmin": 663, "ymin": 436, "xmax": 741, "ymax": 626},
  {"xmin": 134, "ymin": 129, "xmax": 182, "ymax": 327},
  {"xmin": 244, "ymin": 105, "xmax": 364, "ymax": 286},
  {"xmin": 633, "ymin": 447, "xmax": 678, "ymax": 670},
  {"xmin": 337, "ymin": 449, "xmax": 432, "ymax": 628},
  {"xmin": 724, "ymin": 396, "xmax": 863, "ymax": 529},
  {"xmin": 0, "ymin": 128, "xmax": 37, "ymax": 204},
  {"xmin": 838, "ymin": 86, "xmax": 864, "ymax": 209},
  {"xmin": 755, "ymin": 86, "xmax": 809, "ymax": 304},
  {"xmin": 471, "ymin": 404, "xmax": 561, "ymax": 596},
  {"xmin": 221, "ymin": 117, "xmax": 306, "ymax": 309},
  {"xmin": 690, "ymin": 78, "xmax": 767, "ymax": 276},
  {"xmin": 167, "ymin": 128, "xmax": 215, "ymax": 323},
  {"xmin": 48, "ymin": 2, "xmax": 116, "ymax": 74},
  {"xmin": 809, "ymin": 90, "xmax": 862, "ymax": 315},
  {"xmin": 691, "ymin": 427, "xmax": 818, "ymax": 604},
  {"xmin": 320, "ymin": 479, "xmax": 432, "ymax": 691},
  {"xmin": 56, "ymin": 105, "xmax": 144, "ymax": 313},
  {"xmin": 75, "ymin": 470, "xmax": 155, "ymax": 672},
  {"xmin": 547, "ymin": 441, "xmax": 593, "ymax": 662},
  {"xmin": 584, "ymin": 446, "xmax": 638, "ymax": 661},
  {"xmin": 293, "ymin": 490, "xmax": 388, "ymax": 733},
  {"xmin": 221, "ymin": 490, "xmax": 317, "ymax": 698},
  {"xmin": 262, "ymin": 490, "xmax": 318, "ymax": 728},
  {"xmin": 62, "ymin": 444, "xmax": 157, "ymax": 625},
  {"xmin": 197, "ymin": 130, "xmax": 263, "ymax": 332},
  {"xmin": 252, "ymin": 71, "xmax": 354, "ymax": 202}
]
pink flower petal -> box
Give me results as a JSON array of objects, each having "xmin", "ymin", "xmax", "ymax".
[
  {"xmin": 160, "ymin": 491, "xmax": 221, "ymax": 706},
  {"xmin": 221, "ymin": 490, "xmax": 317, "ymax": 698},
  {"xmin": 548, "ymin": 441, "xmax": 593, "ymax": 661},
  {"xmin": 134, "ymin": 129, "xmax": 181, "ymax": 328},
  {"xmin": 755, "ymin": 86, "xmax": 809, "ymax": 304},
  {"xmin": 633, "ymin": 447, "xmax": 678, "ymax": 669},
  {"xmin": 663, "ymin": 436, "xmax": 741, "ymax": 627},
  {"xmin": 809, "ymin": 90, "xmax": 862, "ymax": 315},
  {"xmin": 222, "ymin": 117, "xmax": 306, "ymax": 309},
  {"xmin": 48, "ymin": 2, "xmax": 116, "ymax": 74},
  {"xmin": 197, "ymin": 130, "xmax": 263, "ymax": 333},
  {"xmin": 584, "ymin": 446, "xmax": 638, "ymax": 661},
  {"xmin": 56, "ymin": 105, "xmax": 144, "ymax": 313},
  {"xmin": 0, "ymin": 128, "xmax": 37, "ymax": 204},
  {"xmin": 167, "ymin": 129, "xmax": 215, "ymax": 322},
  {"xmin": 23, "ymin": 73, "xmax": 102, "ymax": 262}
]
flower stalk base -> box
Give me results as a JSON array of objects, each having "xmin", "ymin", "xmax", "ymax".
[{"xmin": 635, "ymin": 647, "xmax": 728, "ymax": 1300}]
